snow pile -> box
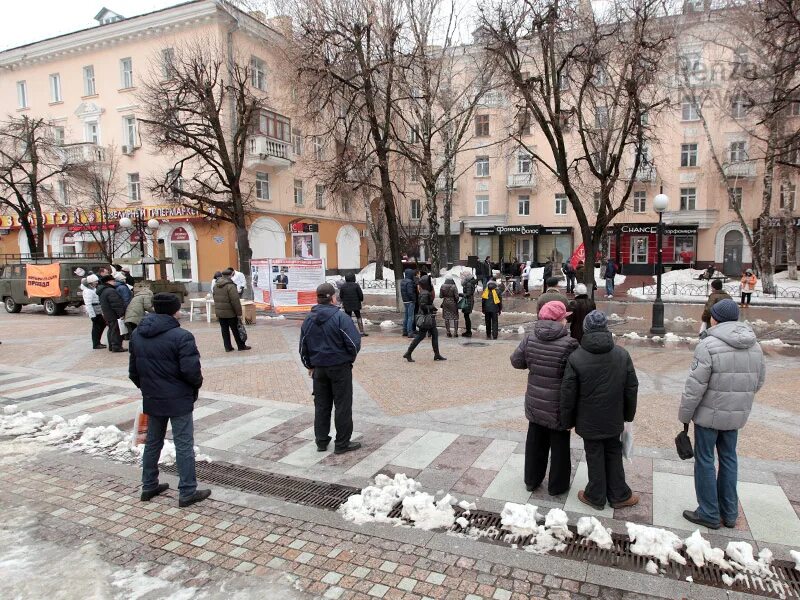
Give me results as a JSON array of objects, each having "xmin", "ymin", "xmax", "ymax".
[
  {"xmin": 503, "ymin": 311, "xmax": 538, "ymax": 318},
  {"xmin": 626, "ymin": 523, "xmax": 686, "ymax": 565},
  {"xmin": 379, "ymin": 320, "xmax": 396, "ymax": 329},
  {"xmin": 664, "ymin": 332, "xmax": 682, "ymax": 343},
  {"xmin": 401, "ymin": 492, "xmax": 456, "ymax": 530},
  {"xmin": 726, "ymin": 542, "xmax": 774, "ymax": 577},
  {"xmin": 339, "ymin": 473, "xmax": 419, "ymax": 525},
  {"xmin": 577, "ymin": 516, "xmax": 613, "ymax": 550},
  {"xmin": 500, "ymin": 503, "xmax": 541, "ymax": 536},
  {"xmin": 777, "ymin": 319, "xmax": 800, "ymax": 328},
  {"xmin": 760, "ymin": 339, "xmax": 789, "ymax": 347},
  {"xmin": 518, "ymin": 326, "xmax": 526, "ymax": 335},
  {"xmin": 258, "ymin": 314, "xmax": 286, "ymax": 321},
  {"xmin": 623, "ymin": 332, "xmax": 649, "ymax": 340},
  {"xmin": 645, "ymin": 560, "xmax": 660, "ymax": 575},
  {"xmin": 672, "ymin": 316, "xmax": 698, "ymax": 324},
  {"xmin": 791, "ymin": 550, "xmax": 800, "ymax": 571},
  {"xmin": 684, "ymin": 530, "xmax": 731, "ymax": 569},
  {"xmin": 357, "ymin": 263, "xmax": 396, "ymax": 282},
  {"xmin": 499, "ymin": 504, "xmax": 573, "ymax": 554},
  {"xmin": 608, "ymin": 313, "xmax": 625, "ymax": 321}
]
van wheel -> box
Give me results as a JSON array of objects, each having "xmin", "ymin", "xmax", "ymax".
[
  {"xmin": 43, "ymin": 299, "xmax": 65, "ymax": 316},
  {"xmin": 4, "ymin": 297, "xmax": 22, "ymax": 313}
]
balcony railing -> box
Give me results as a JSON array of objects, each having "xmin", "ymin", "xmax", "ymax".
[
  {"xmin": 436, "ymin": 176, "xmax": 457, "ymax": 192},
  {"xmin": 723, "ymin": 160, "xmax": 756, "ymax": 178},
  {"xmin": 506, "ymin": 172, "xmax": 535, "ymax": 188},
  {"xmin": 623, "ymin": 164, "xmax": 657, "ymax": 182},
  {"xmin": 59, "ymin": 142, "xmax": 107, "ymax": 164},
  {"xmin": 245, "ymin": 135, "xmax": 293, "ymax": 169}
]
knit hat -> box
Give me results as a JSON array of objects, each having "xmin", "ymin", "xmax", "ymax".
[
  {"xmin": 114, "ymin": 272, "xmax": 127, "ymax": 282},
  {"xmin": 99, "ymin": 274, "xmax": 115, "ymax": 283},
  {"xmin": 86, "ymin": 274, "xmax": 99, "ymax": 284},
  {"xmin": 711, "ymin": 278, "xmax": 723, "ymax": 291},
  {"xmin": 539, "ymin": 301, "xmax": 571, "ymax": 321},
  {"xmin": 574, "ymin": 283, "xmax": 587, "ymax": 296},
  {"xmin": 583, "ymin": 310, "xmax": 608, "ymax": 333},
  {"xmin": 546, "ymin": 277, "xmax": 560, "ymax": 287},
  {"xmin": 710, "ymin": 298, "xmax": 739, "ymax": 323},
  {"xmin": 152, "ymin": 293, "xmax": 182, "ymax": 315}
]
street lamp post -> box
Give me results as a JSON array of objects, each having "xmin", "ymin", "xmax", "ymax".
[
  {"xmin": 119, "ymin": 214, "xmax": 161, "ymax": 276},
  {"xmin": 650, "ymin": 190, "xmax": 669, "ymax": 335}
]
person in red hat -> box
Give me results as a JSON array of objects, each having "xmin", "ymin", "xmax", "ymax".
[{"xmin": 510, "ymin": 301, "xmax": 578, "ymax": 495}]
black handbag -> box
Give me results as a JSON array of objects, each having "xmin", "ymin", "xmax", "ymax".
[
  {"xmin": 675, "ymin": 423, "xmax": 694, "ymax": 460},
  {"xmin": 237, "ymin": 318, "xmax": 248, "ymax": 343},
  {"xmin": 415, "ymin": 313, "xmax": 435, "ymax": 331}
]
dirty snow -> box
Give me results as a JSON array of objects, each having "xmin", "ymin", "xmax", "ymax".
[
  {"xmin": 500, "ymin": 502, "xmax": 542, "ymax": 536},
  {"xmin": 726, "ymin": 542, "xmax": 774, "ymax": 577},
  {"xmin": 577, "ymin": 516, "xmax": 613, "ymax": 550},
  {"xmin": 379, "ymin": 320, "xmax": 396, "ymax": 329},
  {"xmin": 684, "ymin": 530, "xmax": 731, "ymax": 569},
  {"xmin": 401, "ymin": 493, "xmax": 456, "ymax": 530},
  {"xmin": 791, "ymin": 550, "xmax": 800, "ymax": 571},
  {"xmin": 626, "ymin": 523, "xmax": 686, "ymax": 565},
  {"xmin": 645, "ymin": 560, "xmax": 659, "ymax": 575},
  {"xmin": 339, "ymin": 473, "xmax": 419, "ymax": 525}
]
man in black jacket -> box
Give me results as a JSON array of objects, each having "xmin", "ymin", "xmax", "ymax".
[
  {"xmin": 300, "ymin": 283, "xmax": 362, "ymax": 454},
  {"xmin": 400, "ymin": 268, "xmax": 418, "ymax": 337},
  {"xmin": 129, "ymin": 293, "xmax": 210, "ymax": 508},
  {"xmin": 560, "ymin": 310, "xmax": 639, "ymax": 510},
  {"xmin": 97, "ymin": 274, "xmax": 126, "ymax": 352}
]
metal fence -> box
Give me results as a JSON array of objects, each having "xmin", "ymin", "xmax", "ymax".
[
  {"xmin": 358, "ymin": 278, "xmax": 396, "ymax": 290},
  {"xmin": 638, "ymin": 282, "xmax": 800, "ymax": 299}
]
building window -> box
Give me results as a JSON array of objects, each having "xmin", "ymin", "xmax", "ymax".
[
  {"xmin": 410, "ymin": 164, "xmax": 420, "ymax": 183},
  {"xmin": 49, "ymin": 74, "xmax": 62, "ymax": 103},
  {"xmin": 255, "ymin": 172, "xmax": 270, "ymax": 200},
  {"xmin": 680, "ymin": 187, "xmax": 696, "ymax": 210},
  {"xmin": 594, "ymin": 106, "xmax": 609, "ymax": 129},
  {"xmin": 593, "ymin": 65, "xmax": 609, "ymax": 86},
  {"xmin": 408, "ymin": 126, "xmax": 420, "ymax": 144},
  {"xmin": 120, "ymin": 58, "xmax": 133, "ymax": 88},
  {"xmin": 57, "ymin": 180, "xmax": 68, "ymax": 206},
  {"xmin": 474, "ymin": 114, "xmax": 490, "ymax": 137},
  {"xmin": 127, "ymin": 173, "xmax": 141, "ymax": 202},
  {"xmin": 631, "ymin": 236, "xmax": 648, "ymax": 263},
  {"xmin": 315, "ymin": 184, "xmax": 325, "ymax": 209},
  {"xmin": 16, "ymin": 81, "xmax": 28, "ymax": 109},
  {"xmin": 410, "ymin": 198, "xmax": 422, "ymax": 220},
  {"xmin": 292, "ymin": 128, "xmax": 302, "ymax": 155},
  {"xmin": 518, "ymin": 195, "xmax": 530, "ymax": 216},
  {"xmin": 475, "ymin": 156, "xmax": 490, "ymax": 177},
  {"xmin": 680, "ymin": 143, "xmax": 698, "ymax": 167},
  {"xmin": 728, "ymin": 186, "xmax": 742, "ymax": 210},
  {"xmin": 83, "ymin": 66, "xmax": 96, "ymax": 96},
  {"xmin": 555, "ymin": 193, "xmax": 568, "ymax": 215},
  {"xmin": 161, "ymin": 48, "xmax": 175, "ymax": 79},
  {"xmin": 593, "ymin": 192, "xmax": 601, "ymax": 213},
  {"xmin": 53, "ymin": 126, "xmax": 65, "ymax": 146},
  {"xmin": 517, "ymin": 111, "xmax": 531, "ymax": 136},
  {"xmin": 475, "ymin": 195, "xmax": 489, "ymax": 216},
  {"xmin": 167, "ymin": 169, "xmax": 182, "ymax": 197},
  {"xmin": 122, "ymin": 116, "xmax": 137, "ymax": 149},
  {"xmin": 257, "ymin": 110, "xmax": 291, "ymax": 142},
  {"xmin": 85, "ymin": 121, "xmax": 99, "ymax": 144},
  {"xmin": 517, "ymin": 151, "xmax": 532, "ymax": 174},
  {"xmin": 558, "ymin": 72, "xmax": 570, "ymax": 90},
  {"xmin": 731, "ymin": 95, "xmax": 749, "ymax": 119},
  {"xmin": 729, "ymin": 140, "xmax": 747, "ymax": 162},
  {"xmin": 633, "ymin": 190, "xmax": 646, "ymax": 213},
  {"xmin": 293, "ymin": 179, "xmax": 304, "ymax": 205},
  {"xmin": 791, "ymin": 101, "xmax": 800, "ymax": 117},
  {"xmin": 780, "ymin": 182, "xmax": 796, "ymax": 210},
  {"xmin": 313, "ymin": 136, "xmax": 323, "ymax": 160},
  {"xmin": 250, "ymin": 56, "xmax": 267, "ymax": 91},
  {"xmin": 681, "ymin": 96, "xmax": 699, "ymax": 121}
]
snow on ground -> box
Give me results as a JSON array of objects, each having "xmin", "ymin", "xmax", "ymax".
[
  {"xmin": 791, "ymin": 549, "xmax": 800, "ymax": 571},
  {"xmin": 684, "ymin": 530, "xmax": 731, "ymax": 569},
  {"xmin": 626, "ymin": 523, "xmax": 687, "ymax": 565},
  {"xmin": 378, "ymin": 320, "xmax": 396, "ymax": 329},
  {"xmin": 726, "ymin": 542, "xmax": 774, "ymax": 577},
  {"xmin": 576, "ymin": 516, "xmax": 613, "ymax": 550}
]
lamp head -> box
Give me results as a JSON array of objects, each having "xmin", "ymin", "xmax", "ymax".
[
  {"xmin": 119, "ymin": 216, "xmax": 132, "ymax": 228},
  {"xmin": 653, "ymin": 193, "xmax": 669, "ymax": 213},
  {"xmin": 146, "ymin": 218, "xmax": 160, "ymax": 230}
]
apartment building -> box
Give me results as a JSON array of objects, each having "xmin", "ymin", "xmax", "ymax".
[{"xmin": 0, "ymin": 1, "xmax": 367, "ymax": 288}]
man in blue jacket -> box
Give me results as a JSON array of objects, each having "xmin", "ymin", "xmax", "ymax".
[
  {"xmin": 129, "ymin": 293, "xmax": 210, "ymax": 508},
  {"xmin": 300, "ymin": 283, "xmax": 362, "ymax": 454},
  {"xmin": 400, "ymin": 268, "xmax": 418, "ymax": 337}
]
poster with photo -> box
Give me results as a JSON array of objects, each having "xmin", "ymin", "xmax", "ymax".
[
  {"xmin": 250, "ymin": 257, "xmax": 325, "ymax": 312},
  {"xmin": 250, "ymin": 258, "xmax": 273, "ymax": 306}
]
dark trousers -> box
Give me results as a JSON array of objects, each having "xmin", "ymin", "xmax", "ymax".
[
  {"xmin": 142, "ymin": 413, "xmax": 197, "ymax": 500},
  {"xmin": 313, "ymin": 363, "xmax": 354, "ymax": 450},
  {"xmin": 740, "ymin": 292, "xmax": 752, "ymax": 306},
  {"xmin": 462, "ymin": 310, "xmax": 472, "ymax": 334},
  {"xmin": 106, "ymin": 317, "xmax": 123, "ymax": 351},
  {"xmin": 566, "ymin": 275, "xmax": 576, "ymax": 294},
  {"xmin": 525, "ymin": 422, "xmax": 571, "ymax": 495},
  {"xmin": 484, "ymin": 313, "xmax": 498, "ymax": 339},
  {"xmin": 583, "ymin": 437, "xmax": 632, "ymax": 506},
  {"xmin": 219, "ymin": 317, "xmax": 246, "ymax": 350},
  {"xmin": 91, "ymin": 315, "xmax": 106, "ymax": 347},
  {"xmin": 406, "ymin": 325, "xmax": 440, "ymax": 356}
]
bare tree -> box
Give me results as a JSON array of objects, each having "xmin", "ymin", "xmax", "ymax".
[
  {"xmin": 138, "ymin": 40, "xmax": 267, "ymax": 294},
  {"xmin": 0, "ymin": 115, "xmax": 76, "ymax": 256},
  {"xmin": 479, "ymin": 0, "xmax": 672, "ymax": 288}
]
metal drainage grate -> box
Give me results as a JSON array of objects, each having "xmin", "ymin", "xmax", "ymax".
[{"xmin": 162, "ymin": 460, "xmax": 360, "ymax": 510}]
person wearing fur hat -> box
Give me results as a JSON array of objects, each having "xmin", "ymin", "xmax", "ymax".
[
  {"xmin": 81, "ymin": 274, "xmax": 106, "ymax": 349},
  {"xmin": 511, "ymin": 301, "xmax": 579, "ymax": 495},
  {"xmin": 97, "ymin": 274, "xmax": 126, "ymax": 352},
  {"xmin": 537, "ymin": 278, "xmax": 569, "ymax": 315},
  {"xmin": 567, "ymin": 284, "xmax": 596, "ymax": 343},
  {"xmin": 560, "ymin": 310, "xmax": 640, "ymax": 510},
  {"xmin": 129, "ymin": 293, "xmax": 210, "ymax": 508},
  {"xmin": 459, "ymin": 270, "xmax": 477, "ymax": 337},
  {"xmin": 679, "ymin": 299, "xmax": 765, "ymax": 529}
]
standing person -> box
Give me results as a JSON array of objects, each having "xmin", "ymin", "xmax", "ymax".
[
  {"xmin": 542, "ymin": 260, "xmax": 553, "ymax": 292},
  {"xmin": 403, "ymin": 276, "xmax": 446, "ymax": 361},
  {"xmin": 210, "ymin": 271, "xmax": 222, "ymax": 293},
  {"xmin": 274, "ymin": 269, "xmax": 289, "ymax": 289},
  {"xmin": 120, "ymin": 266, "xmax": 135, "ymax": 287},
  {"xmin": 537, "ymin": 278, "xmax": 569, "ymax": 314},
  {"xmin": 459, "ymin": 270, "xmax": 477, "ymax": 337},
  {"xmin": 481, "ymin": 277, "xmax": 502, "ymax": 340},
  {"xmin": 481, "ymin": 256, "xmax": 492, "ymax": 286},
  {"xmin": 567, "ymin": 284, "xmax": 596, "ymax": 343},
  {"xmin": 400, "ymin": 268, "xmax": 418, "ymax": 337},
  {"xmin": 563, "ymin": 261, "xmax": 577, "ymax": 294},
  {"xmin": 740, "ymin": 269, "xmax": 757, "ymax": 308},
  {"xmin": 114, "ymin": 272, "xmax": 133, "ymax": 308},
  {"xmin": 521, "ymin": 261, "xmax": 532, "ymax": 297},
  {"xmin": 439, "ymin": 277, "xmax": 460, "ymax": 337},
  {"xmin": 511, "ymin": 301, "xmax": 578, "ymax": 495},
  {"xmin": 560, "ymin": 310, "xmax": 640, "ymax": 510},
  {"xmin": 124, "ymin": 285, "xmax": 154, "ymax": 337},
  {"xmin": 701, "ymin": 279, "xmax": 731, "ymax": 332},
  {"xmin": 81, "ymin": 274, "xmax": 106, "ymax": 349},
  {"xmin": 230, "ymin": 266, "xmax": 247, "ymax": 297},
  {"xmin": 678, "ymin": 299, "xmax": 765, "ymax": 529},
  {"xmin": 339, "ymin": 273, "xmax": 369, "ymax": 337},
  {"xmin": 97, "ymin": 274, "xmax": 126, "ymax": 353},
  {"xmin": 602, "ymin": 259, "xmax": 617, "ymax": 299},
  {"xmin": 130, "ymin": 293, "xmax": 210, "ymax": 508},
  {"xmin": 299, "ymin": 283, "xmax": 362, "ymax": 454},
  {"xmin": 213, "ymin": 268, "xmax": 251, "ymax": 352}
]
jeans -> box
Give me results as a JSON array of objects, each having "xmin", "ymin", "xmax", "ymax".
[
  {"xmin": 406, "ymin": 325, "xmax": 440, "ymax": 357},
  {"xmin": 566, "ymin": 275, "xmax": 576, "ymax": 294},
  {"xmin": 583, "ymin": 436, "xmax": 632, "ymax": 506},
  {"xmin": 313, "ymin": 363, "xmax": 354, "ymax": 450},
  {"xmin": 484, "ymin": 313, "xmax": 498, "ymax": 339},
  {"xmin": 403, "ymin": 302, "xmax": 415, "ymax": 335},
  {"xmin": 693, "ymin": 424, "xmax": 739, "ymax": 525},
  {"xmin": 142, "ymin": 413, "xmax": 197, "ymax": 499},
  {"xmin": 219, "ymin": 317, "xmax": 246, "ymax": 350},
  {"xmin": 91, "ymin": 315, "xmax": 106, "ymax": 347},
  {"xmin": 605, "ymin": 278, "xmax": 614, "ymax": 296},
  {"xmin": 525, "ymin": 422, "xmax": 571, "ymax": 495}
]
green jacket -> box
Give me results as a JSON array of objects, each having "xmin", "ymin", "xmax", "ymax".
[
  {"xmin": 213, "ymin": 277, "xmax": 242, "ymax": 319},
  {"xmin": 124, "ymin": 288, "xmax": 154, "ymax": 325}
]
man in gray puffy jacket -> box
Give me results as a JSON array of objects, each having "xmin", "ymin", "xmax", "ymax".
[{"xmin": 679, "ymin": 298, "xmax": 765, "ymax": 530}]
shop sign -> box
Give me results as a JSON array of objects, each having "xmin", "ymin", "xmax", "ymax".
[
  {"xmin": 290, "ymin": 222, "xmax": 319, "ymax": 233},
  {"xmin": 495, "ymin": 225, "xmax": 541, "ymax": 235},
  {"xmin": 470, "ymin": 227, "xmax": 495, "ymax": 236},
  {"xmin": 213, "ymin": 235, "xmax": 225, "ymax": 244},
  {"xmin": 63, "ymin": 232, "xmax": 75, "ymax": 245},
  {"xmin": 171, "ymin": 226, "xmax": 190, "ymax": 241},
  {"xmin": 106, "ymin": 205, "xmax": 202, "ymax": 222},
  {"xmin": 0, "ymin": 228, "xmax": 9, "ymax": 236},
  {"xmin": 0, "ymin": 205, "xmax": 203, "ymax": 230},
  {"xmin": 618, "ymin": 223, "xmax": 697, "ymax": 235},
  {"xmin": 540, "ymin": 226, "xmax": 572, "ymax": 235}
]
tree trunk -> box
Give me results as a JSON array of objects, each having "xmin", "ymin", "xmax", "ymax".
[
  {"xmin": 426, "ymin": 185, "xmax": 440, "ymax": 275},
  {"xmin": 235, "ymin": 222, "xmax": 253, "ymax": 300},
  {"xmin": 21, "ymin": 220, "xmax": 38, "ymax": 257},
  {"xmin": 758, "ymin": 219, "xmax": 775, "ymax": 295},
  {"xmin": 443, "ymin": 185, "xmax": 454, "ymax": 268},
  {"xmin": 786, "ymin": 217, "xmax": 797, "ymax": 280},
  {"xmin": 377, "ymin": 164, "xmax": 404, "ymax": 310},
  {"xmin": 758, "ymin": 130, "xmax": 778, "ymax": 294}
]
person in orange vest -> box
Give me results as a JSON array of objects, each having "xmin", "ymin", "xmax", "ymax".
[{"xmin": 740, "ymin": 269, "xmax": 757, "ymax": 308}]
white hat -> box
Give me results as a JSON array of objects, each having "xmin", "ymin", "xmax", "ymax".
[
  {"xmin": 575, "ymin": 283, "xmax": 587, "ymax": 295},
  {"xmin": 74, "ymin": 267, "xmax": 86, "ymax": 277},
  {"xmin": 86, "ymin": 274, "xmax": 99, "ymax": 284},
  {"xmin": 113, "ymin": 272, "xmax": 126, "ymax": 282}
]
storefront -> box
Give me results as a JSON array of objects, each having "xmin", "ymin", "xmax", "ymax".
[
  {"xmin": 610, "ymin": 223, "xmax": 698, "ymax": 275},
  {"xmin": 767, "ymin": 216, "xmax": 800, "ymax": 271},
  {"xmin": 470, "ymin": 225, "xmax": 574, "ymax": 269}
]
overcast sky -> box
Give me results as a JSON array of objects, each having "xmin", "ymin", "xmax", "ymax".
[{"xmin": 0, "ymin": 1, "xmax": 187, "ymax": 50}]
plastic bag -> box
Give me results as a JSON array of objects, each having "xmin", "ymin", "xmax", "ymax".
[
  {"xmin": 621, "ymin": 421, "xmax": 634, "ymax": 461},
  {"xmin": 117, "ymin": 317, "xmax": 128, "ymax": 336},
  {"xmin": 131, "ymin": 411, "xmax": 148, "ymax": 447}
]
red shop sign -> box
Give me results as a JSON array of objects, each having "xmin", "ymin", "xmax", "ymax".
[{"xmin": 171, "ymin": 226, "xmax": 190, "ymax": 242}]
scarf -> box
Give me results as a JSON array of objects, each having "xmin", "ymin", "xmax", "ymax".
[{"xmin": 481, "ymin": 287, "xmax": 500, "ymax": 305}]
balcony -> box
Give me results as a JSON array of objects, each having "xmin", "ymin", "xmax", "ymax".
[
  {"xmin": 506, "ymin": 172, "xmax": 535, "ymax": 188},
  {"xmin": 59, "ymin": 142, "xmax": 107, "ymax": 164},
  {"xmin": 622, "ymin": 164, "xmax": 657, "ymax": 183},
  {"xmin": 723, "ymin": 160, "xmax": 756, "ymax": 178},
  {"xmin": 245, "ymin": 135, "xmax": 293, "ymax": 170},
  {"xmin": 663, "ymin": 209, "xmax": 719, "ymax": 229},
  {"xmin": 436, "ymin": 176, "xmax": 457, "ymax": 193}
]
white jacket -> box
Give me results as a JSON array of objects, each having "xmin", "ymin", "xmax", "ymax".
[
  {"xmin": 231, "ymin": 270, "xmax": 246, "ymax": 293},
  {"xmin": 81, "ymin": 284, "xmax": 101, "ymax": 318}
]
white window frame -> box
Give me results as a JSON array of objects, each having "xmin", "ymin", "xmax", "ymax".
[
  {"xmin": 555, "ymin": 193, "xmax": 568, "ymax": 215},
  {"xmin": 410, "ymin": 164, "xmax": 420, "ymax": 183},
  {"xmin": 475, "ymin": 156, "xmax": 490, "ymax": 177},
  {"xmin": 681, "ymin": 97, "xmax": 699, "ymax": 121},
  {"xmin": 633, "ymin": 190, "xmax": 647, "ymax": 213},
  {"xmin": 517, "ymin": 152, "xmax": 532, "ymax": 174},
  {"xmin": 57, "ymin": 180, "xmax": 69, "ymax": 206},
  {"xmin": 250, "ymin": 56, "xmax": 267, "ymax": 91},
  {"xmin": 410, "ymin": 198, "xmax": 422, "ymax": 220},
  {"xmin": 16, "ymin": 81, "xmax": 28, "ymax": 109},
  {"xmin": 161, "ymin": 48, "xmax": 175, "ymax": 80},
  {"xmin": 780, "ymin": 182, "xmax": 796, "ymax": 210},
  {"xmin": 49, "ymin": 74, "xmax": 62, "ymax": 103},
  {"xmin": 255, "ymin": 171, "xmax": 270, "ymax": 201},
  {"xmin": 313, "ymin": 136, "xmax": 323, "ymax": 160},
  {"xmin": 731, "ymin": 96, "xmax": 748, "ymax": 119},
  {"xmin": 315, "ymin": 184, "xmax": 325, "ymax": 209},
  {"xmin": 85, "ymin": 121, "xmax": 100, "ymax": 144},
  {"xmin": 122, "ymin": 115, "xmax": 137, "ymax": 148},
  {"xmin": 83, "ymin": 65, "xmax": 96, "ymax": 96},
  {"xmin": 680, "ymin": 187, "xmax": 697, "ymax": 211},
  {"xmin": 127, "ymin": 173, "xmax": 141, "ymax": 202},
  {"xmin": 475, "ymin": 195, "xmax": 489, "ymax": 216},
  {"xmin": 728, "ymin": 186, "xmax": 743, "ymax": 210},
  {"xmin": 293, "ymin": 179, "xmax": 304, "ymax": 206},
  {"xmin": 53, "ymin": 126, "xmax": 65, "ymax": 146},
  {"xmin": 518, "ymin": 195, "xmax": 530, "ymax": 216},
  {"xmin": 593, "ymin": 192, "xmax": 601, "ymax": 213},
  {"xmin": 729, "ymin": 140, "xmax": 748, "ymax": 162},
  {"xmin": 630, "ymin": 236, "xmax": 649, "ymax": 264},
  {"xmin": 680, "ymin": 143, "xmax": 698, "ymax": 167},
  {"xmin": 120, "ymin": 57, "xmax": 134, "ymax": 89},
  {"xmin": 595, "ymin": 106, "xmax": 609, "ymax": 129},
  {"xmin": 292, "ymin": 128, "xmax": 303, "ymax": 156}
]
